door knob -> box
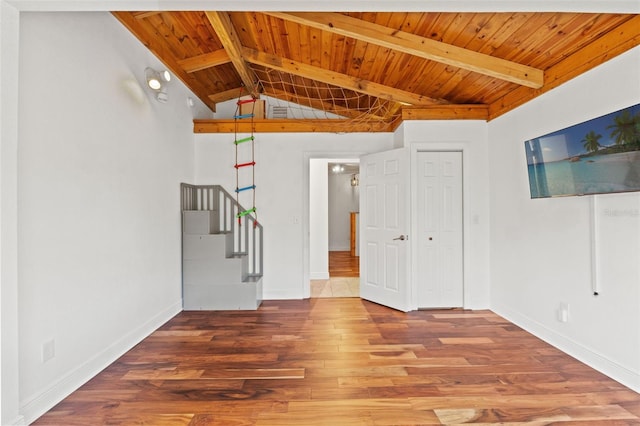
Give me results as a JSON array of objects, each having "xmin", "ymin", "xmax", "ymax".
[{"xmin": 393, "ymin": 235, "xmax": 407, "ymax": 241}]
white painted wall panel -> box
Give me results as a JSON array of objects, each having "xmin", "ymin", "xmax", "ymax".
[
  {"xmin": 16, "ymin": 12, "xmax": 203, "ymax": 423},
  {"xmin": 194, "ymin": 131, "xmax": 392, "ymax": 299},
  {"xmin": 488, "ymin": 46, "xmax": 640, "ymax": 391},
  {"xmin": 328, "ymin": 171, "xmax": 358, "ymax": 252}
]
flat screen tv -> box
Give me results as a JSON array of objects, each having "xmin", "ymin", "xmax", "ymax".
[{"xmin": 525, "ymin": 103, "xmax": 640, "ymax": 198}]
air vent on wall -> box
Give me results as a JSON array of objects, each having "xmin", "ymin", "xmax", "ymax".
[{"xmin": 271, "ymin": 106, "xmax": 288, "ymax": 119}]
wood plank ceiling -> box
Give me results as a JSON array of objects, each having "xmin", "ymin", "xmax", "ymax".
[{"xmin": 113, "ymin": 11, "xmax": 640, "ymax": 133}]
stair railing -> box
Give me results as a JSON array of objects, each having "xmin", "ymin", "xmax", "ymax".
[{"xmin": 181, "ymin": 183, "xmax": 263, "ymax": 278}]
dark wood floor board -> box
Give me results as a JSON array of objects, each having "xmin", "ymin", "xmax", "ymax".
[
  {"xmin": 34, "ymin": 298, "xmax": 640, "ymax": 425},
  {"xmin": 329, "ymin": 250, "xmax": 360, "ymax": 277},
  {"xmin": 622, "ymin": 400, "xmax": 640, "ymax": 417},
  {"xmin": 258, "ymin": 406, "xmax": 442, "ymax": 425},
  {"xmin": 256, "ymin": 411, "xmax": 374, "ymax": 426},
  {"xmin": 108, "ymin": 399, "xmax": 286, "ymax": 416}
]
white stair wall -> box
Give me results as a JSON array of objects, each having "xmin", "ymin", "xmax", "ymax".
[{"xmin": 182, "ymin": 211, "xmax": 262, "ymax": 310}]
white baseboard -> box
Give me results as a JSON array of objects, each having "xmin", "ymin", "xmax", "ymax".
[
  {"xmin": 263, "ymin": 289, "xmax": 304, "ymax": 300},
  {"xmin": 309, "ymin": 272, "xmax": 330, "ymax": 280},
  {"xmin": 491, "ymin": 302, "xmax": 640, "ymax": 393},
  {"xmin": 20, "ymin": 300, "xmax": 183, "ymax": 424}
]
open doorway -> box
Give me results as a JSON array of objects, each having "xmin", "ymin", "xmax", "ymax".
[{"xmin": 309, "ymin": 159, "xmax": 360, "ymax": 298}]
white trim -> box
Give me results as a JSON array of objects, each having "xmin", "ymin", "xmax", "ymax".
[
  {"xmin": 493, "ymin": 301, "xmax": 640, "ymax": 393},
  {"xmin": 20, "ymin": 300, "xmax": 182, "ymax": 425},
  {"xmin": 310, "ymin": 272, "xmax": 330, "ymax": 280},
  {"xmin": 303, "ymin": 152, "xmax": 366, "ymax": 300},
  {"xmin": 1, "ymin": 2, "xmax": 21, "ymax": 425},
  {"xmin": 262, "ymin": 289, "xmax": 301, "ymax": 300},
  {"xmin": 590, "ymin": 196, "xmax": 601, "ymax": 295},
  {"xmin": 409, "ymin": 142, "xmax": 471, "ymax": 311},
  {"xmin": 5, "ymin": 0, "xmax": 639, "ymax": 13}
]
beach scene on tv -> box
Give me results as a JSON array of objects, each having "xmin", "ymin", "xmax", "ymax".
[{"xmin": 525, "ymin": 103, "xmax": 640, "ymax": 198}]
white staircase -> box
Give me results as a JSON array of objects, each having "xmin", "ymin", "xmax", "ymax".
[{"xmin": 181, "ymin": 185, "xmax": 263, "ymax": 310}]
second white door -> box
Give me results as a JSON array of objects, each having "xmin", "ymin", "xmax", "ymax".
[{"xmin": 416, "ymin": 151, "xmax": 463, "ymax": 308}]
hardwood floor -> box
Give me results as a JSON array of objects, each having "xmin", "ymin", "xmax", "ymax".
[
  {"xmin": 311, "ymin": 251, "xmax": 360, "ymax": 298},
  {"xmin": 329, "ymin": 250, "xmax": 359, "ymax": 277},
  {"xmin": 35, "ymin": 298, "xmax": 640, "ymax": 425}
]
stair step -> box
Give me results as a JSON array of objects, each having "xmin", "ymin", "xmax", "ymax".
[
  {"xmin": 243, "ymin": 275, "xmax": 263, "ymax": 283},
  {"xmin": 183, "ymin": 278, "xmax": 262, "ymax": 310},
  {"xmin": 228, "ymin": 252, "xmax": 247, "ymax": 258},
  {"xmin": 182, "ymin": 208, "xmax": 262, "ymax": 311}
]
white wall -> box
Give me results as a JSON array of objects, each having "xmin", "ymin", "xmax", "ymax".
[
  {"xmin": 6, "ymin": 0, "xmax": 640, "ymax": 13},
  {"xmin": 0, "ymin": 3, "xmax": 21, "ymax": 425},
  {"xmin": 489, "ymin": 46, "xmax": 640, "ymax": 391},
  {"xmin": 194, "ymin": 132, "xmax": 392, "ymax": 299},
  {"xmin": 328, "ymin": 172, "xmax": 359, "ymax": 251},
  {"xmin": 1, "ymin": 2, "xmax": 637, "ymax": 423},
  {"xmin": 309, "ymin": 159, "xmax": 329, "ymax": 279},
  {"xmin": 16, "ymin": 12, "xmax": 205, "ymax": 423},
  {"xmin": 400, "ymin": 120, "xmax": 491, "ymax": 310}
]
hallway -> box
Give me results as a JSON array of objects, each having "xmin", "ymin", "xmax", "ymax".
[
  {"xmin": 328, "ymin": 250, "xmax": 359, "ymax": 277},
  {"xmin": 311, "ymin": 251, "xmax": 359, "ymax": 298}
]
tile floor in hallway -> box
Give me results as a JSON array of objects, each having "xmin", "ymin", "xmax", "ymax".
[{"xmin": 310, "ymin": 277, "xmax": 360, "ymax": 297}]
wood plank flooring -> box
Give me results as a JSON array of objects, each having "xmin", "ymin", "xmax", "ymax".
[
  {"xmin": 329, "ymin": 250, "xmax": 359, "ymax": 277},
  {"xmin": 34, "ymin": 299, "xmax": 640, "ymax": 425}
]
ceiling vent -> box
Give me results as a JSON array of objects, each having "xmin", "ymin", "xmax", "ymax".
[{"xmin": 271, "ymin": 106, "xmax": 288, "ymax": 119}]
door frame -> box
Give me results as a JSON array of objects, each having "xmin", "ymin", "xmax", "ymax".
[
  {"xmin": 302, "ymin": 144, "xmax": 472, "ymax": 308},
  {"xmin": 409, "ymin": 144, "xmax": 469, "ymax": 311},
  {"xmin": 303, "ymin": 152, "xmax": 364, "ymax": 299}
]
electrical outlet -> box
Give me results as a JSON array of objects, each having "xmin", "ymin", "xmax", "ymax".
[
  {"xmin": 557, "ymin": 303, "xmax": 570, "ymax": 323},
  {"xmin": 42, "ymin": 339, "xmax": 55, "ymax": 363}
]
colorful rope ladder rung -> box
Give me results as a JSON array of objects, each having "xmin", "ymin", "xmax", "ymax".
[
  {"xmin": 234, "ymin": 161, "xmax": 256, "ymax": 169},
  {"xmin": 234, "ymin": 92, "xmax": 257, "ymax": 225},
  {"xmin": 236, "ymin": 207, "xmax": 256, "ymax": 219},
  {"xmin": 235, "ymin": 185, "xmax": 256, "ymax": 193},
  {"xmin": 234, "ymin": 136, "xmax": 255, "ymax": 145},
  {"xmin": 233, "ymin": 113, "xmax": 254, "ymax": 120}
]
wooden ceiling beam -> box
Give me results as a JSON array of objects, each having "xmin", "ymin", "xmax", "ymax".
[
  {"xmin": 133, "ymin": 12, "xmax": 162, "ymax": 19},
  {"xmin": 111, "ymin": 12, "xmax": 218, "ymax": 112},
  {"xmin": 194, "ymin": 118, "xmax": 394, "ymax": 133},
  {"xmin": 178, "ymin": 49, "xmax": 231, "ymax": 73},
  {"xmin": 265, "ymin": 12, "xmax": 544, "ymax": 89},
  {"xmin": 205, "ymin": 11, "xmax": 259, "ymax": 98},
  {"xmin": 242, "ymin": 47, "xmax": 445, "ymax": 107},
  {"xmin": 262, "ymin": 87, "xmax": 389, "ymax": 121},
  {"xmin": 208, "ymin": 87, "xmax": 246, "ymax": 104},
  {"xmin": 384, "ymin": 103, "xmax": 404, "ymax": 121},
  {"xmin": 402, "ymin": 105, "xmax": 489, "ymax": 120},
  {"xmin": 488, "ymin": 14, "xmax": 640, "ymax": 120}
]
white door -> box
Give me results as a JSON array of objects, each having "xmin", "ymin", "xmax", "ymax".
[
  {"xmin": 360, "ymin": 148, "xmax": 410, "ymax": 312},
  {"xmin": 416, "ymin": 151, "xmax": 464, "ymax": 308}
]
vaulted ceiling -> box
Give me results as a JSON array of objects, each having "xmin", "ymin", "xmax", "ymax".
[{"xmin": 113, "ymin": 11, "xmax": 640, "ymax": 132}]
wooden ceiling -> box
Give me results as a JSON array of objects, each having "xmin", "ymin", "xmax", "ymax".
[{"xmin": 113, "ymin": 11, "xmax": 640, "ymax": 132}]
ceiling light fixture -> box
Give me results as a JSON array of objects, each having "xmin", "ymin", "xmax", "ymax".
[
  {"xmin": 145, "ymin": 67, "xmax": 171, "ymax": 90},
  {"xmin": 145, "ymin": 67, "xmax": 171, "ymax": 102},
  {"xmin": 332, "ymin": 164, "xmax": 344, "ymax": 173}
]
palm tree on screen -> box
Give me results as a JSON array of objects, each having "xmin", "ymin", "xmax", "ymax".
[
  {"xmin": 581, "ymin": 130, "xmax": 602, "ymax": 154},
  {"xmin": 607, "ymin": 109, "xmax": 639, "ymax": 147}
]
